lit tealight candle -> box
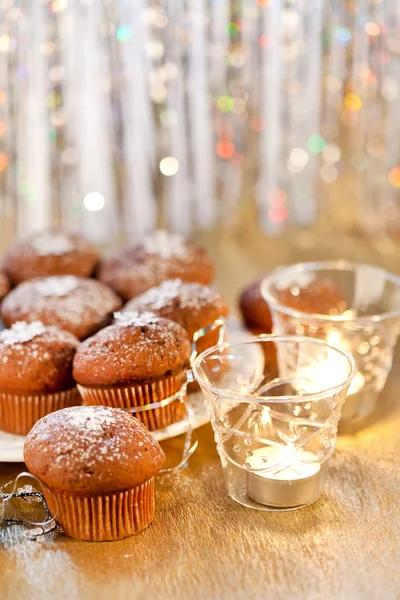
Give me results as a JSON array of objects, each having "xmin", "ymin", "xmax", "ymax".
[{"xmin": 246, "ymin": 446, "xmax": 323, "ymax": 508}]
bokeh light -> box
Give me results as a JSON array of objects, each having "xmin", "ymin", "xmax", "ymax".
[
  {"xmin": 116, "ymin": 25, "xmax": 133, "ymax": 43},
  {"xmin": 259, "ymin": 35, "xmax": 271, "ymax": 49},
  {"xmin": 344, "ymin": 93, "xmax": 362, "ymax": 111},
  {"xmin": 217, "ymin": 96, "xmax": 234, "ymax": 113},
  {"xmin": 49, "ymin": 65, "xmax": 65, "ymax": 83},
  {"xmin": 160, "ymin": 157, "xmax": 179, "ymax": 176},
  {"xmin": 40, "ymin": 41, "xmax": 55, "ymax": 56},
  {"xmin": 365, "ymin": 22, "xmax": 380, "ymax": 36},
  {"xmin": 150, "ymin": 83, "xmax": 167, "ymax": 104},
  {"xmin": 0, "ymin": 36, "xmax": 10, "ymax": 52},
  {"xmin": 268, "ymin": 206, "xmax": 288, "ymax": 224},
  {"xmin": 307, "ymin": 134, "xmax": 326, "ymax": 154},
  {"xmin": 51, "ymin": 0, "xmax": 67, "ymax": 12},
  {"xmin": 84, "ymin": 192, "xmax": 105, "ymax": 212},
  {"xmin": 334, "ymin": 27, "xmax": 352, "ymax": 46},
  {"xmin": 46, "ymin": 92, "xmax": 62, "ymax": 109},
  {"xmin": 227, "ymin": 22, "xmax": 240, "ymax": 36},
  {"xmin": 146, "ymin": 40, "xmax": 165, "ymax": 60},
  {"xmin": 232, "ymin": 98, "xmax": 246, "ymax": 115},
  {"xmin": 288, "ymin": 148, "xmax": 309, "ymax": 171},
  {"xmin": 216, "ymin": 140, "xmax": 235, "ymax": 159},
  {"xmin": 388, "ymin": 167, "xmax": 400, "ymax": 188},
  {"xmin": 0, "ymin": 154, "xmax": 8, "ymax": 172}
]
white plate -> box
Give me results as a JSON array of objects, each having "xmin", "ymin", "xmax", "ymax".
[{"xmin": 0, "ymin": 391, "xmax": 210, "ymax": 463}]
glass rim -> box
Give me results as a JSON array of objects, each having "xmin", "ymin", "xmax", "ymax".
[
  {"xmin": 261, "ymin": 260, "xmax": 400, "ymax": 323},
  {"xmin": 192, "ymin": 335, "xmax": 357, "ymax": 404}
]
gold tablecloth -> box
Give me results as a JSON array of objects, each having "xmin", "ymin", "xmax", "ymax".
[{"xmin": 0, "ymin": 229, "xmax": 399, "ymax": 600}]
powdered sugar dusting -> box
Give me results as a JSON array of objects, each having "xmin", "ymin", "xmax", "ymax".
[
  {"xmin": 58, "ymin": 406, "xmax": 117, "ymax": 432},
  {"xmin": 136, "ymin": 279, "xmax": 184, "ymax": 310},
  {"xmin": 30, "ymin": 407, "xmax": 125, "ymax": 468},
  {"xmin": 25, "ymin": 406, "xmax": 163, "ymax": 487},
  {"xmin": 124, "ymin": 279, "xmax": 222, "ymax": 312},
  {"xmin": 0, "ymin": 321, "xmax": 47, "ymax": 346},
  {"xmin": 113, "ymin": 310, "xmax": 161, "ymax": 327},
  {"xmin": 31, "ymin": 232, "xmax": 74, "ymax": 256},
  {"xmin": 2, "ymin": 277, "xmax": 121, "ymax": 335},
  {"xmin": 34, "ymin": 276, "xmax": 79, "ymax": 297},
  {"xmin": 141, "ymin": 230, "xmax": 188, "ymax": 259}
]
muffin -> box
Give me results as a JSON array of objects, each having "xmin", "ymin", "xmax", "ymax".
[
  {"xmin": 0, "ymin": 321, "xmax": 80, "ymax": 434},
  {"xmin": 3, "ymin": 227, "xmax": 99, "ymax": 285},
  {"xmin": 1, "ymin": 276, "xmax": 122, "ymax": 340},
  {"xmin": 274, "ymin": 276, "xmax": 348, "ymax": 315},
  {"xmin": 73, "ymin": 313, "xmax": 192, "ymax": 430},
  {"xmin": 24, "ymin": 406, "xmax": 165, "ymax": 541},
  {"xmin": 97, "ymin": 230, "xmax": 214, "ymax": 301},
  {"xmin": 119, "ymin": 279, "xmax": 229, "ymax": 355},
  {"xmin": 239, "ymin": 277, "xmax": 278, "ymax": 373},
  {"xmin": 239, "ymin": 277, "xmax": 273, "ymax": 335},
  {"xmin": 0, "ymin": 271, "xmax": 11, "ymax": 302}
]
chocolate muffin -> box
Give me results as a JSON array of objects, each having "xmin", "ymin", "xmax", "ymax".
[
  {"xmin": 239, "ymin": 277, "xmax": 273, "ymax": 335},
  {"xmin": 73, "ymin": 313, "xmax": 192, "ymax": 430},
  {"xmin": 239, "ymin": 278, "xmax": 278, "ymax": 373},
  {"xmin": 0, "ymin": 321, "xmax": 80, "ymax": 434},
  {"xmin": 274, "ymin": 276, "xmax": 348, "ymax": 315},
  {"xmin": 97, "ymin": 230, "xmax": 214, "ymax": 301},
  {"xmin": 3, "ymin": 227, "xmax": 100, "ymax": 285},
  {"xmin": 24, "ymin": 406, "xmax": 165, "ymax": 541},
  {"xmin": 119, "ymin": 279, "xmax": 229, "ymax": 355},
  {"xmin": 1, "ymin": 275, "xmax": 122, "ymax": 340},
  {"xmin": 0, "ymin": 271, "xmax": 11, "ymax": 302}
]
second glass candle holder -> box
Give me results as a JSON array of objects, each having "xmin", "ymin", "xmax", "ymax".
[
  {"xmin": 193, "ymin": 336, "xmax": 355, "ymax": 511},
  {"xmin": 261, "ymin": 262, "xmax": 400, "ymax": 427}
]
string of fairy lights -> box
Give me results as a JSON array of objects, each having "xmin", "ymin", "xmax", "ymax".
[{"xmin": 0, "ymin": 0, "xmax": 399, "ymax": 243}]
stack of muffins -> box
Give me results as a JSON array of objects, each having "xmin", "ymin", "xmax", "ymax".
[
  {"xmin": 0, "ymin": 227, "xmax": 229, "ymax": 540},
  {"xmin": 0, "ymin": 227, "xmax": 229, "ymax": 434}
]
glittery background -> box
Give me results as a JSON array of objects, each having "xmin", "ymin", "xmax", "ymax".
[{"xmin": 0, "ymin": 0, "xmax": 399, "ymax": 248}]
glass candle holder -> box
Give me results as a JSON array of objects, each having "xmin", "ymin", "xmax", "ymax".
[
  {"xmin": 193, "ymin": 336, "xmax": 355, "ymax": 511},
  {"xmin": 261, "ymin": 262, "xmax": 400, "ymax": 428}
]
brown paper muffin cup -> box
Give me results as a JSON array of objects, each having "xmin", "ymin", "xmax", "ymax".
[
  {"xmin": 77, "ymin": 373, "xmax": 186, "ymax": 431},
  {"xmin": 0, "ymin": 388, "xmax": 81, "ymax": 435},
  {"xmin": 42, "ymin": 478, "xmax": 155, "ymax": 541}
]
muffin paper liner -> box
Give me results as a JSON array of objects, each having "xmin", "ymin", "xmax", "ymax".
[
  {"xmin": 77, "ymin": 374, "xmax": 186, "ymax": 430},
  {"xmin": 0, "ymin": 388, "xmax": 81, "ymax": 435},
  {"xmin": 42, "ymin": 478, "xmax": 155, "ymax": 541}
]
